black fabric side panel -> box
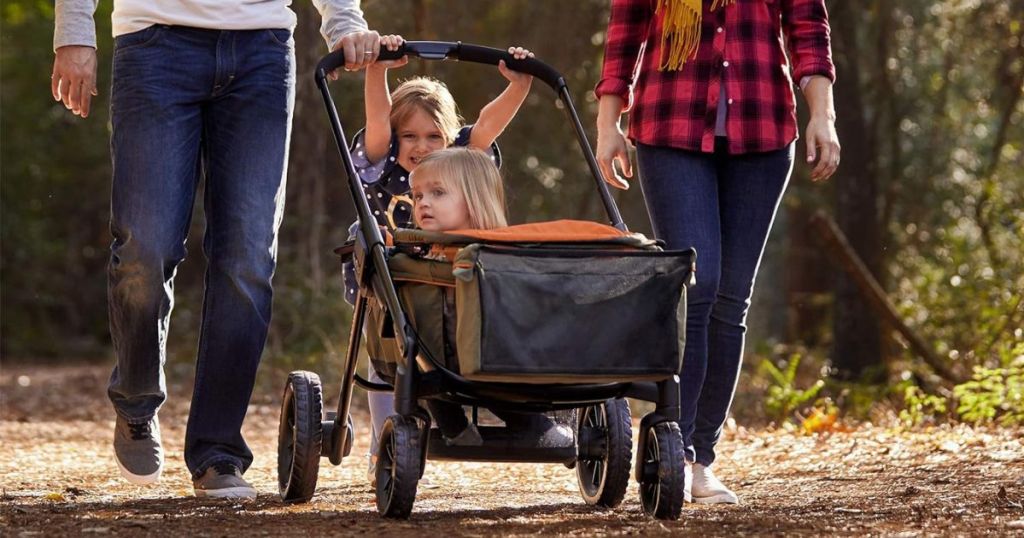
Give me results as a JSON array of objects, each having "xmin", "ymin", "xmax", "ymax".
[{"xmin": 476, "ymin": 251, "xmax": 689, "ymax": 376}]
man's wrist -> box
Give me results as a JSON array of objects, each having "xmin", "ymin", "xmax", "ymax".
[{"xmin": 56, "ymin": 44, "xmax": 97, "ymax": 51}]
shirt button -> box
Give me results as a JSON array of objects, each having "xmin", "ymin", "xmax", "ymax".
[
  {"xmin": 717, "ymin": 27, "xmax": 723, "ymax": 33},
  {"xmin": 723, "ymin": 60, "xmax": 730, "ymax": 67},
  {"xmin": 728, "ymin": 98, "xmax": 734, "ymax": 105}
]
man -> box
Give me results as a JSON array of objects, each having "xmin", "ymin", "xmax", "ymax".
[{"xmin": 51, "ymin": 0, "xmax": 378, "ymax": 498}]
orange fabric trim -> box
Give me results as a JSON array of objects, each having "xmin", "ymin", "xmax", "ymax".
[
  {"xmin": 428, "ymin": 245, "xmax": 461, "ymax": 262},
  {"xmin": 444, "ymin": 219, "xmax": 628, "ymax": 243}
]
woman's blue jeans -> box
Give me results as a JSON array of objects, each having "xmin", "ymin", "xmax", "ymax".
[
  {"xmin": 105, "ymin": 25, "xmax": 295, "ymax": 477},
  {"xmin": 636, "ymin": 140, "xmax": 793, "ymax": 466}
]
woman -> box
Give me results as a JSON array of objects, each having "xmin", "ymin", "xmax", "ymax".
[{"xmin": 595, "ymin": 0, "xmax": 840, "ymax": 504}]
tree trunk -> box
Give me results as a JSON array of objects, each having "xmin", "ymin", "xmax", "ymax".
[
  {"xmin": 287, "ymin": 3, "xmax": 331, "ymax": 291},
  {"xmin": 826, "ymin": 1, "xmax": 884, "ymax": 381},
  {"xmin": 783, "ymin": 205, "xmax": 831, "ymax": 346}
]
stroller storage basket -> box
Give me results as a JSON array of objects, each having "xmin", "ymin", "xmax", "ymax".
[{"xmin": 453, "ymin": 244, "xmax": 695, "ymax": 383}]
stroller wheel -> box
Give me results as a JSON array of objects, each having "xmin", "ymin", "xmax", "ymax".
[
  {"xmin": 277, "ymin": 371, "xmax": 323, "ymax": 503},
  {"xmin": 576, "ymin": 398, "xmax": 632, "ymax": 508},
  {"xmin": 638, "ymin": 422, "xmax": 686, "ymax": 520},
  {"xmin": 376, "ymin": 414, "xmax": 423, "ymax": 518}
]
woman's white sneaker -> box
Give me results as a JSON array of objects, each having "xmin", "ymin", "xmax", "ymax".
[
  {"xmin": 691, "ymin": 463, "xmax": 739, "ymax": 504},
  {"xmin": 367, "ymin": 453, "xmax": 378, "ymax": 488},
  {"xmin": 684, "ymin": 461, "xmax": 693, "ymax": 502}
]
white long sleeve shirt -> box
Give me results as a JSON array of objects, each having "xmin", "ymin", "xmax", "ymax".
[{"xmin": 54, "ymin": 0, "xmax": 368, "ymax": 52}]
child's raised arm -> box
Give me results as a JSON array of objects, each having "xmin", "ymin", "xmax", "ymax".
[
  {"xmin": 468, "ymin": 47, "xmax": 535, "ymax": 150},
  {"xmin": 364, "ymin": 34, "xmax": 407, "ymax": 163}
]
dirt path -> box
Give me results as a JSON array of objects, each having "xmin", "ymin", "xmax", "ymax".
[{"xmin": 2, "ymin": 364, "xmax": 1023, "ymax": 536}]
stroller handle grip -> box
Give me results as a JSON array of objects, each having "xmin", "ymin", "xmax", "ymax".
[{"xmin": 315, "ymin": 41, "xmax": 566, "ymax": 90}]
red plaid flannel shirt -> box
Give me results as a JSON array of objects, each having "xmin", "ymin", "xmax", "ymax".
[{"xmin": 596, "ymin": 0, "xmax": 836, "ymax": 154}]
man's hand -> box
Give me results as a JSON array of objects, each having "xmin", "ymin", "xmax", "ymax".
[
  {"xmin": 329, "ymin": 29, "xmax": 380, "ymax": 79},
  {"xmin": 52, "ymin": 45, "xmax": 98, "ymax": 118}
]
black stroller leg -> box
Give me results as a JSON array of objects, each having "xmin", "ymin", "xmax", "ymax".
[
  {"xmin": 327, "ymin": 292, "xmax": 368, "ymax": 465},
  {"xmin": 393, "ymin": 329, "xmax": 420, "ymax": 416}
]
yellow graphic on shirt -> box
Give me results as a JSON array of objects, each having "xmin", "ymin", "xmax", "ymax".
[{"xmin": 387, "ymin": 194, "xmax": 415, "ymax": 230}]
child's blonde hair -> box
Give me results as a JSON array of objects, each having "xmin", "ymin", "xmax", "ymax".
[
  {"xmin": 391, "ymin": 77, "xmax": 462, "ymax": 146},
  {"xmin": 412, "ymin": 148, "xmax": 507, "ymax": 230}
]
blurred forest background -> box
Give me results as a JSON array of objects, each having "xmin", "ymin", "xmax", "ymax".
[{"xmin": 2, "ymin": 0, "xmax": 1021, "ymax": 426}]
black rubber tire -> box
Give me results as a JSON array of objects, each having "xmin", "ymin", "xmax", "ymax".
[
  {"xmin": 638, "ymin": 422, "xmax": 686, "ymax": 520},
  {"xmin": 576, "ymin": 398, "xmax": 632, "ymax": 508},
  {"xmin": 375, "ymin": 415, "xmax": 423, "ymax": 518},
  {"xmin": 277, "ymin": 371, "xmax": 324, "ymax": 503}
]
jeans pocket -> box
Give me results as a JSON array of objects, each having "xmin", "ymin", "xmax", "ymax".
[
  {"xmin": 114, "ymin": 25, "xmax": 164, "ymax": 52},
  {"xmin": 265, "ymin": 29, "xmax": 293, "ymax": 47}
]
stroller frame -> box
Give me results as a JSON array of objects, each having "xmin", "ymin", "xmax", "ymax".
[{"xmin": 276, "ymin": 42, "xmax": 688, "ymax": 521}]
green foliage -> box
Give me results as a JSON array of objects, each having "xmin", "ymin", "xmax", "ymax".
[
  {"xmin": 952, "ymin": 348, "xmax": 1024, "ymax": 426},
  {"xmin": 898, "ymin": 385, "xmax": 948, "ymax": 427},
  {"xmin": 260, "ymin": 262, "xmax": 354, "ymax": 389},
  {"xmin": 1, "ymin": 1, "xmax": 114, "ymax": 357},
  {"xmin": 896, "ymin": 345, "xmax": 1023, "ymax": 427},
  {"xmin": 759, "ymin": 354, "xmax": 825, "ymax": 421},
  {"xmin": 828, "ymin": 379, "xmax": 890, "ymax": 421},
  {"xmin": 879, "ymin": 0, "xmax": 1024, "ymax": 377}
]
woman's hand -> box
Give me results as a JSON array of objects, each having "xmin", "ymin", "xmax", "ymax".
[
  {"xmin": 369, "ymin": 34, "xmax": 408, "ymax": 71},
  {"xmin": 596, "ymin": 95, "xmax": 632, "ymax": 190},
  {"xmin": 802, "ymin": 76, "xmax": 840, "ymax": 182},
  {"xmin": 597, "ymin": 125, "xmax": 633, "ymax": 190},
  {"xmin": 498, "ymin": 47, "xmax": 535, "ymax": 87},
  {"xmin": 805, "ymin": 114, "xmax": 840, "ymax": 181}
]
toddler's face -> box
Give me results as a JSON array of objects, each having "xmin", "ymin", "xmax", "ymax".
[
  {"xmin": 397, "ymin": 108, "xmax": 447, "ymax": 172},
  {"xmin": 411, "ymin": 171, "xmax": 472, "ymax": 232}
]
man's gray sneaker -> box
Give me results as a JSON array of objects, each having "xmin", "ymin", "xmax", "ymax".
[
  {"xmin": 114, "ymin": 415, "xmax": 164, "ymax": 485},
  {"xmin": 193, "ymin": 463, "xmax": 257, "ymax": 499}
]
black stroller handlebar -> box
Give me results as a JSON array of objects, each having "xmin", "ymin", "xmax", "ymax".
[{"xmin": 315, "ymin": 41, "xmax": 566, "ymax": 90}]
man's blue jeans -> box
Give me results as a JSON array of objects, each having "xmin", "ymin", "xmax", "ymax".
[
  {"xmin": 106, "ymin": 25, "xmax": 295, "ymax": 477},
  {"xmin": 636, "ymin": 140, "xmax": 793, "ymax": 466}
]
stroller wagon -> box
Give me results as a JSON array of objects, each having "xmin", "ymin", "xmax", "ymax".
[{"xmin": 276, "ymin": 42, "xmax": 697, "ymax": 520}]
